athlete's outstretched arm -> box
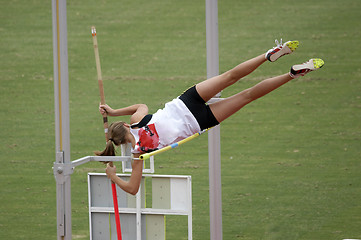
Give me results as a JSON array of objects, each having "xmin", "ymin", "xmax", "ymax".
[
  {"xmin": 99, "ymin": 104, "xmax": 148, "ymax": 117},
  {"xmin": 106, "ymin": 155, "xmax": 143, "ymax": 195},
  {"xmin": 99, "ymin": 103, "xmax": 148, "ymax": 124}
]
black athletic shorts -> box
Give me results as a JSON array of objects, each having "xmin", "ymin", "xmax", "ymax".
[{"xmin": 179, "ymin": 86, "xmax": 219, "ymax": 130}]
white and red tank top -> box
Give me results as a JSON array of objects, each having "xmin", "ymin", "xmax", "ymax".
[{"xmin": 130, "ymin": 98, "xmax": 200, "ymax": 154}]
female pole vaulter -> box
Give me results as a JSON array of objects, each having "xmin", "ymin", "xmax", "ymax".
[{"xmin": 95, "ymin": 40, "xmax": 324, "ymax": 195}]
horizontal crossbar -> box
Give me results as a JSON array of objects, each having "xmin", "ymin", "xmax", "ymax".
[{"xmin": 71, "ymin": 156, "xmax": 132, "ymax": 168}]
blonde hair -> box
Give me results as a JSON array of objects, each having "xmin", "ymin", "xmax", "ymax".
[{"xmin": 94, "ymin": 121, "xmax": 129, "ymax": 156}]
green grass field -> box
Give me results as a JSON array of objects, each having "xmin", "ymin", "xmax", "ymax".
[{"xmin": 1, "ymin": 0, "xmax": 361, "ymax": 239}]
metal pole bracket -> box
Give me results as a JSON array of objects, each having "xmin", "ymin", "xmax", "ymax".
[{"xmin": 53, "ymin": 151, "xmax": 74, "ymax": 184}]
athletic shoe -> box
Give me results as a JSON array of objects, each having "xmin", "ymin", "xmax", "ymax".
[
  {"xmin": 266, "ymin": 39, "xmax": 299, "ymax": 62},
  {"xmin": 289, "ymin": 58, "xmax": 325, "ymax": 78}
]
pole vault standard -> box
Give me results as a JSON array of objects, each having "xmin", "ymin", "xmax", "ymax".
[
  {"xmin": 52, "ymin": 0, "xmax": 72, "ymax": 239},
  {"xmin": 205, "ymin": 0, "xmax": 223, "ymax": 239}
]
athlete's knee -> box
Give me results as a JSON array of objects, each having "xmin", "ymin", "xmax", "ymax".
[
  {"xmin": 221, "ymin": 71, "xmax": 239, "ymax": 85},
  {"xmin": 242, "ymin": 88, "xmax": 256, "ymax": 102}
]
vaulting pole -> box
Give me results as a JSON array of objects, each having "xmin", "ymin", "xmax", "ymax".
[
  {"xmin": 206, "ymin": 0, "xmax": 223, "ymax": 239},
  {"xmin": 91, "ymin": 26, "xmax": 122, "ymax": 240},
  {"xmin": 91, "ymin": 26, "xmax": 109, "ymax": 141}
]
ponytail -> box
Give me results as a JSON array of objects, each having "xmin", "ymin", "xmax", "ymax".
[
  {"xmin": 94, "ymin": 121, "xmax": 129, "ymax": 156},
  {"xmin": 94, "ymin": 140, "xmax": 116, "ymax": 156}
]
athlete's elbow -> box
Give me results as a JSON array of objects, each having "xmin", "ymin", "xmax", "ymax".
[
  {"xmin": 125, "ymin": 183, "xmax": 140, "ymax": 195},
  {"xmin": 128, "ymin": 186, "xmax": 139, "ymax": 196},
  {"xmin": 138, "ymin": 104, "xmax": 148, "ymax": 111}
]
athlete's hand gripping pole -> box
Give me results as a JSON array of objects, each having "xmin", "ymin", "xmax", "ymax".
[
  {"xmin": 91, "ymin": 26, "xmax": 122, "ymax": 240},
  {"xmin": 139, "ymin": 128, "xmax": 210, "ymax": 160}
]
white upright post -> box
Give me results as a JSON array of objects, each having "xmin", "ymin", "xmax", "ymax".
[
  {"xmin": 52, "ymin": 0, "xmax": 72, "ymax": 239},
  {"xmin": 205, "ymin": 0, "xmax": 223, "ymax": 240}
]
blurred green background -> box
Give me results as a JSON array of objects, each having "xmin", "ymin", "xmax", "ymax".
[{"xmin": 1, "ymin": 0, "xmax": 360, "ymax": 239}]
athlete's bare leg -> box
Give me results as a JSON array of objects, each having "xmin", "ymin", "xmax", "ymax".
[
  {"xmin": 208, "ymin": 57, "xmax": 325, "ymax": 123},
  {"xmin": 195, "ymin": 40, "xmax": 302, "ymax": 102},
  {"xmin": 208, "ymin": 73, "xmax": 292, "ymax": 123},
  {"xmin": 195, "ymin": 54, "xmax": 267, "ymax": 102}
]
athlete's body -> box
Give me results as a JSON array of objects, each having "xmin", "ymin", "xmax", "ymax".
[{"xmin": 96, "ymin": 40, "xmax": 324, "ymax": 195}]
